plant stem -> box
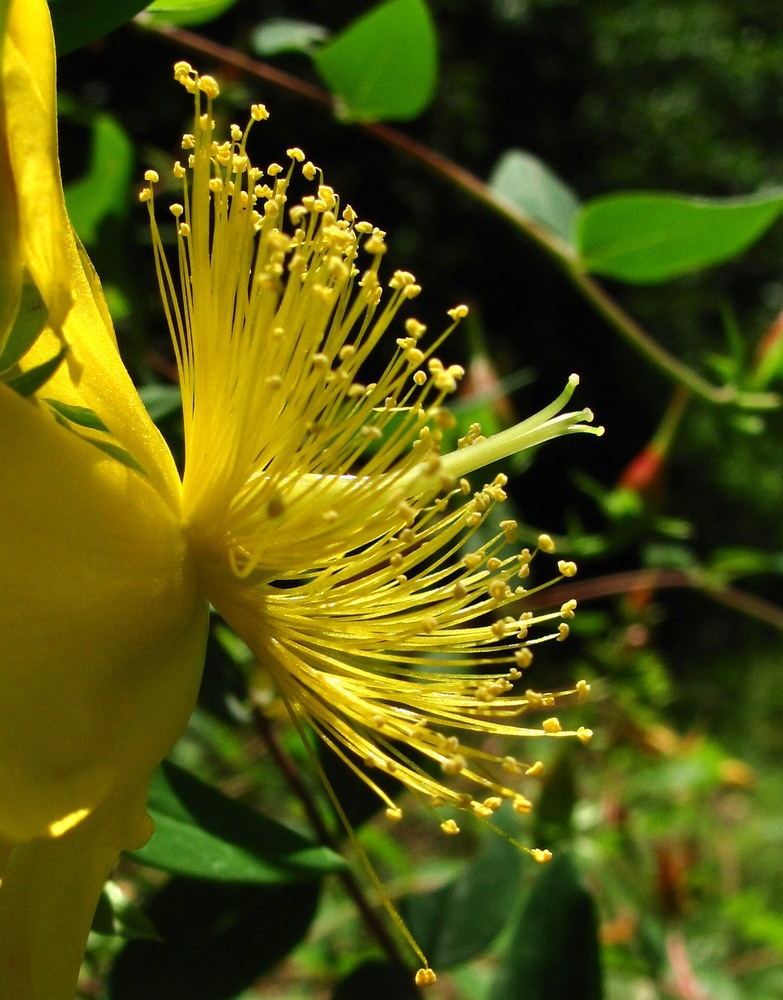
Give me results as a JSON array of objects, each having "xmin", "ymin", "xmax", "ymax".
[
  {"xmin": 142, "ymin": 20, "xmax": 779, "ymax": 412},
  {"xmin": 250, "ymin": 706, "xmax": 410, "ymax": 969},
  {"xmin": 527, "ymin": 568, "xmax": 783, "ymax": 631}
]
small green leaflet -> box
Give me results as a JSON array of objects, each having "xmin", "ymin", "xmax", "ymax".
[
  {"xmin": 314, "ymin": 0, "xmax": 437, "ymax": 122},
  {"xmin": 130, "ymin": 760, "xmax": 345, "ymax": 883},
  {"xmin": 0, "ymin": 281, "xmax": 48, "ymax": 376},
  {"xmin": 489, "ymin": 149, "xmax": 580, "ymax": 245},
  {"xmin": 576, "ymin": 189, "xmax": 783, "ymax": 284}
]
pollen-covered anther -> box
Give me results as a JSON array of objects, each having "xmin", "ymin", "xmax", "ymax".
[
  {"xmin": 577, "ymin": 726, "xmax": 594, "ymax": 744},
  {"xmin": 447, "ymin": 304, "xmax": 469, "ymax": 320},
  {"xmin": 364, "ymin": 234, "xmax": 387, "ymax": 255},
  {"xmin": 415, "ymin": 968, "xmax": 437, "ymax": 987},
  {"xmin": 501, "ymin": 519, "xmax": 518, "ymax": 542},
  {"xmin": 472, "ymin": 802, "xmax": 493, "ymax": 819},
  {"xmin": 169, "ymin": 203, "xmax": 184, "ymax": 218},
  {"xmin": 250, "ymin": 103, "xmax": 269, "ymax": 121},
  {"xmin": 405, "ymin": 317, "xmax": 427, "ymax": 339},
  {"xmin": 558, "ymin": 559, "xmax": 577, "ymax": 577},
  {"xmin": 537, "ymin": 533, "xmax": 556, "ymax": 554},
  {"xmin": 441, "ymin": 754, "xmax": 466, "ymax": 776},
  {"xmin": 542, "ymin": 717, "xmax": 563, "ymax": 734},
  {"xmin": 557, "ymin": 623, "xmax": 570, "ymax": 642},
  {"xmin": 463, "ymin": 552, "xmax": 483, "ymax": 570},
  {"xmin": 385, "ymin": 806, "xmax": 403, "ymax": 821},
  {"xmin": 483, "ymin": 796, "xmax": 503, "ymax": 812},
  {"xmin": 576, "ymin": 678, "xmax": 590, "ymax": 699},
  {"xmin": 531, "ymin": 848, "xmax": 553, "ymax": 864},
  {"xmin": 514, "ymin": 795, "xmax": 533, "ymax": 814},
  {"xmin": 560, "ymin": 598, "xmax": 578, "ymax": 619},
  {"xmin": 421, "ymin": 616, "xmax": 437, "ymax": 635},
  {"xmin": 441, "ymin": 819, "xmax": 460, "ymax": 835},
  {"xmin": 413, "ymin": 370, "xmax": 427, "ymax": 387},
  {"xmin": 514, "ymin": 648, "xmax": 534, "ymax": 669},
  {"xmin": 198, "ymin": 74, "xmax": 220, "ymax": 99},
  {"xmin": 489, "ymin": 580, "xmax": 510, "ymax": 603}
]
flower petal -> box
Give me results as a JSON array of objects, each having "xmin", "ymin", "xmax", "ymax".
[
  {"xmin": 1, "ymin": 0, "xmax": 182, "ymax": 506},
  {"xmin": 0, "ymin": 783, "xmax": 150, "ymax": 1000},
  {"xmin": 0, "ymin": 383, "xmax": 208, "ymax": 842}
]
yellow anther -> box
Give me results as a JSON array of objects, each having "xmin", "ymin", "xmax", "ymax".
[
  {"xmin": 287, "ymin": 146, "xmax": 305, "ymax": 162},
  {"xmin": 440, "ymin": 819, "xmax": 460, "ymax": 835},
  {"xmin": 558, "ymin": 559, "xmax": 577, "ymax": 577},
  {"xmin": 413, "ymin": 371, "xmax": 427, "ymax": 386},
  {"xmin": 441, "ymin": 754, "xmax": 466, "ymax": 776},
  {"xmin": 576, "ymin": 678, "xmax": 590, "ymax": 699},
  {"xmin": 513, "ymin": 795, "xmax": 533, "ymax": 814},
  {"xmin": 169, "ymin": 204, "xmax": 183, "ymax": 218},
  {"xmin": 514, "ymin": 648, "xmax": 533, "ymax": 669},
  {"xmin": 385, "ymin": 806, "xmax": 403, "ymax": 821},
  {"xmin": 577, "ymin": 726, "xmax": 594, "ymax": 744},
  {"xmin": 542, "ymin": 717, "xmax": 562, "ymax": 734},
  {"xmin": 173, "ymin": 161, "xmax": 186, "ymax": 179},
  {"xmin": 144, "ymin": 169, "xmax": 159, "ymax": 183},
  {"xmin": 421, "ymin": 617, "xmax": 437, "ymax": 635},
  {"xmin": 530, "ymin": 848, "xmax": 553, "ymax": 864},
  {"xmin": 405, "ymin": 317, "xmax": 427, "ymax": 338},
  {"xmin": 537, "ymin": 533, "xmax": 556, "ymax": 553},
  {"xmin": 250, "ymin": 103, "xmax": 269, "ymax": 121},
  {"xmin": 447, "ymin": 304, "xmax": 469, "ymax": 320},
  {"xmin": 178, "ymin": 223, "xmax": 191, "ymax": 237},
  {"xmin": 560, "ymin": 598, "xmax": 578, "ymax": 618},
  {"xmin": 483, "ymin": 796, "xmax": 503, "ymax": 812},
  {"xmin": 525, "ymin": 761, "xmax": 545, "ymax": 777},
  {"xmin": 557, "ymin": 622, "xmax": 570, "ymax": 641},
  {"xmin": 415, "ymin": 968, "xmax": 437, "ymax": 987},
  {"xmin": 196, "ymin": 75, "xmax": 218, "ymax": 100},
  {"xmin": 138, "ymin": 188, "xmax": 152, "ymax": 203}
]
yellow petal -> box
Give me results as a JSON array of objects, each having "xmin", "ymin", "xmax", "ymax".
[
  {"xmin": 0, "ymin": 783, "xmax": 150, "ymax": 1000},
  {"xmin": 1, "ymin": 0, "xmax": 182, "ymax": 506},
  {"xmin": 0, "ymin": 383, "xmax": 209, "ymax": 842}
]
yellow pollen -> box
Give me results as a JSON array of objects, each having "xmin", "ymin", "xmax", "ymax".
[{"xmin": 440, "ymin": 819, "xmax": 460, "ymax": 835}]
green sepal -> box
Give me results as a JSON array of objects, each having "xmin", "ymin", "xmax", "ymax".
[
  {"xmin": 5, "ymin": 344, "xmax": 67, "ymax": 397},
  {"xmin": 0, "ymin": 281, "xmax": 48, "ymax": 376},
  {"xmin": 43, "ymin": 397, "xmax": 110, "ymax": 432}
]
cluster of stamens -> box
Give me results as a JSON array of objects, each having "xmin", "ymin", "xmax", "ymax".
[{"xmin": 139, "ymin": 62, "xmax": 599, "ymax": 879}]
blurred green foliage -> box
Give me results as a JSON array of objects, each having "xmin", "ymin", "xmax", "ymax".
[{"xmin": 48, "ymin": 0, "xmax": 783, "ymax": 998}]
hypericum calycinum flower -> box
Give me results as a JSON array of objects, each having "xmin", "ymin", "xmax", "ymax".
[{"xmin": 0, "ymin": 2, "xmax": 601, "ymax": 993}]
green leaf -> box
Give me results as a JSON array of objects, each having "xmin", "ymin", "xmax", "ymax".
[
  {"xmin": 5, "ymin": 344, "xmax": 67, "ymax": 397},
  {"xmin": 489, "ymin": 149, "xmax": 580, "ymax": 245},
  {"xmin": 576, "ymin": 189, "xmax": 783, "ymax": 284},
  {"xmin": 313, "ymin": 0, "xmax": 437, "ymax": 122},
  {"xmin": 0, "ymin": 281, "xmax": 47, "ymax": 375},
  {"xmin": 48, "ymin": 0, "xmax": 149, "ymax": 55},
  {"xmin": 63, "ymin": 108, "xmax": 134, "ymax": 246},
  {"xmin": 138, "ymin": 383, "xmax": 183, "ymax": 424},
  {"xmin": 43, "ymin": 398, "xmax": 109, "ymax": 432},
  {"xmin": 404, "ymin": 818, "xmax": 524, "ymax": 969},
  {"xmin": 107, "ymin": 878, "xmax": 320, "ymax": 1000},
  {"xmin": 489, "ymin": 853, "xmax": 603, "ymax": 1000},
  {"xmin": 130, "ymin": 760, "xmax": 345, "ymax": 883},
  {"xmin": 144, "ymin": 0, "xmax": 241, "ymax": 27},
  {"xmin": 250, "ymin": 18, "xmax": 329, "ymax": 58}
]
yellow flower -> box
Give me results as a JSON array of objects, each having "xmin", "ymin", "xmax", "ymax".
[{"xmin": 0, "ymin": 4, "xmax": 601, "ymax": 997}]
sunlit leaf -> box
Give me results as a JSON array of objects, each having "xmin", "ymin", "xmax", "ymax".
[
  {"xmin": 143, "ymin": 0, "xmax": 241, "ymax": 27},
  {"xmin": 314, "ymin": 0, "xmax": 437, "ymax": 122},
  {"xmin": 489, "ymin": 149, "xmax": 580, "ymax": 244},
  {"xmin": 576, "ymin": 189, "xmax": 783, "ymax": 283},
  {"xmin": 250, "ymin": 17, "xmax": 329, "ymax": 57},
  {"xmin": 130, "ymin": 760, "xmax": 345, "ymax": 883},
  {"xmin": 48, "ymin": 0, "xmax": 149, "ymax": 55}
]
